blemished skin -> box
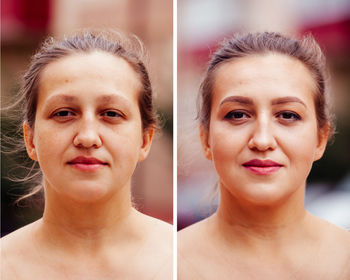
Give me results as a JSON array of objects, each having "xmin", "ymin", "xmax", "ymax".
[
  {"xmin": 1, "ymin": 51, "xmax": 172, "ymax": 280},
  {"xmin": 178, "ymin": 54, "xmax": 350, "ymax": 280}
]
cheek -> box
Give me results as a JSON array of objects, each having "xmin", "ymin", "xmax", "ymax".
[
  {"xmin": 278, "ymin": 124, "xmax": 319, "ymax": 180},
  {"xmin": 281, "ymin": 124, "xmax": 319, "ymax": 161},
  {"xmin": 209, "ymin": 124, "xmax": 245, "ymax": 168},
  {"xmin": 34, "ymin": 124, "xmax": 67, "ymax": 159},
  {"xmin": 108, "ymin": 125, "xmax": 143, "ymax": 164}
]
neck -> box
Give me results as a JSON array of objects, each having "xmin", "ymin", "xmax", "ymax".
[
  {"xmin": 37, "ymin": 182, "xmax": 136, "ymax": 253},
  {"xmin": 214, "ymin": 182, "xmax": 310, "ymax": 247}
]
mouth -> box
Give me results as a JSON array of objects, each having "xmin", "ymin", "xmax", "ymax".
[
  {"xmin": 242, "ymin": 159, "xmax": 283, "ymax": 175},
  {"xmin": 67, "ymin": 156, "xmax": 108, "ymax": 172}
]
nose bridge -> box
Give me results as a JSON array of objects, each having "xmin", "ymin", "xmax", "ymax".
[
  {"xmin": 249, "ymin": 111, "xmax": 276, "ymax": 151},
  {"xmin": 79, "ymin": 111, "xmax": 96, "ymax": 132},
  {"xmin": 74, "ymin": 111, "xmax": 101, "ymax": 148},
  {"xmin": 255, "ymin": 113, "xmax": 271, "ymax": 138}
]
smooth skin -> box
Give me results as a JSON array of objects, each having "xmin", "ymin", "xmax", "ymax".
[
  {"xmin": 178, "ymin": 54, "xmax": 350, "ymax": 280},
  {"xmin": 1, "ymin": 51, "xmax": 172, "ymax": 280}
]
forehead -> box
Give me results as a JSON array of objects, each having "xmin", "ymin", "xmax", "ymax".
[
  {"xmin": 38, "ymin": 51, "xmax": 141, "ymax": 103},
  {"xmin": 212, "ymin": 53, "xmax": 317, "ymax": 104}
]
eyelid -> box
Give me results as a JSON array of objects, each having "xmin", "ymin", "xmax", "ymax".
[
  {"xmin": 51, "ymin": 108, "xmax": 76, "ymax": 117},
  {"xmin": 224, "ymin": 109, "xmax": 251, "ymax": 118},
  {"xmin": 100, "ymin": 109, "xmax": 125, "ymax": 118},
  {"xmin": 224, "ymin": 110, "xmax": 252, "ymax": 123},
  {"xmin": 276, "ymin": 110, "xmax": 301, "ymax": 121}
]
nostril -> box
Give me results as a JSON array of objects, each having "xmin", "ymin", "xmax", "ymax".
[{"xmin": 73, "ymin": 132, "xmax": 102, "ymax": 149}]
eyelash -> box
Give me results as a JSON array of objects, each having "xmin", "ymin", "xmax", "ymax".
[
  {"xmin": 100, "ymin": 110, "xmax": 123, "ymax": 118},
  {"xmin": 276, "ymin": 111, "xmax": 301, "ymax": 121},
  {"xmin": 224, "ymin": 110, "xmax": 301, "ymax": 123},
  {"xmin": 52, "ymin": 109, "xmax": 75, "ymax": 119},
  {"xmin": 224, "ymin": 110, "xmax": 250, "ymax": 120},
  {"xmin": 51, "ymin": 108, "xmax": 124, "ymax": 122}
]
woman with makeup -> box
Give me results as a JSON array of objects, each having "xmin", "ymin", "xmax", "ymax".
[
  {"xmin": 1, "ymin": 31, "xmax": 172, "ymax": 279},
  {"xmin": 178, "ymin": 32, "xmax": 350, "ymax": 279}
]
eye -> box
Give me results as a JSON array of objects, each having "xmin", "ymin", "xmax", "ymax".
[
  {"xmin": 277, "ymin": 111, "xmax": 301, "ymax": 121},
  {"xmin": 51, "ymin": 109, "xmax": 76, "ymax": 122},
  {"xmin": 101, "ymin": 110, "xmax": 121, "ymax": 117},
  {"xmin": 100, "ymin": 110, "xmax": 124, "ymax": 122},
  {"xmin": 53, "ymin": 110, "xmax": 74, "ymax": 117},
  {"xmin": 224, "ymin": 110, "xmax": 250, "ymax": 120}
]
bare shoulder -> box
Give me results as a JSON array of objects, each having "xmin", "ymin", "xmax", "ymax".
[
  {"xmin": 311, "ymin": 216, "xmax": 350, "ymax": 278},
  {"xmin": 315, "ymin": 216, "xmax": 350, "ymax": 250},
  {"xmin": 178, "ymin": 218, "xmax": 214, "ymax": 280},
  {"xmin": 178, "ymin": 219, "xmax": 207, "ymax": 248},
  {"xmin": 1, "ymin": 221, "xmax": 41, "ymax": 279},
  {"xmin": 1, "ymin": 220, "xmax": 40, "ymax": 255},
  {"xmin": 132, "ymin": 210, "xmax": 173, "ymax": 279},
  {"xmin": 134, "ymin": 210, "xmax": 172, "ymax": 248}
]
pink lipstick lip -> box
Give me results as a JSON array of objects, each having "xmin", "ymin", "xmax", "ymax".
[
  {"xmin": 67, "ymin": 156, "xmax": 108, "ymax": 171},
  {"xmin": 242, "ymin": 159, "xmax": 283, "ymax": 175}
]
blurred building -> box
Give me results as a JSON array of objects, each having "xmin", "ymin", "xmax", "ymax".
[
  {"xmin": 1, "ymin": 0, "xmax": 173, "ymax": 236},
  {"xmin": 178, "ymin": 0, "xmax": 350, "ymax": 230}
]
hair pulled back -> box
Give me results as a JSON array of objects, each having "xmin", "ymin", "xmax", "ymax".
[
  {"xmin": 5, "ymin": 29, "xmax": 158, "ymax": 203},
  {"xmin": 24, "ymin": 29, "xmax": 157, "ymax": 130},
  {"xmin": 198, "ymin": 32, "xmax": 334, "ymax": 139}
]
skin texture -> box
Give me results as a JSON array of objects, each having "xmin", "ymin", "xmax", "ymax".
[
  {"xmin": 178, "ymin": 54, "xmax": 350, "ymax": 280},
  {"xmin": 1, "ymin": 51, "xmax": 172, "ymax": 280}
]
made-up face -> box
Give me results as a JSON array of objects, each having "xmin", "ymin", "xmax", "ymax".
[
  {"xmin": 200, "ymin": 54, "xmax": 329, "ymax": 206},
  {"xmin": 24, "ymin": 51, "xmax": 153, "ymax": 203}
]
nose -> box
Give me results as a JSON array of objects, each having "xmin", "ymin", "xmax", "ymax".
[
  {"xmin": 73, "ymin": 115, "xmax": 102, "ymax": 149},
  {"xmin": 248, "ymin": 117, "xmax": 277, "ymax": 152}
]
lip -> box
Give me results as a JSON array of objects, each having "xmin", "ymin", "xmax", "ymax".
[
  {"xmin": 67, "ymin": 156, "xmax": 108, "ymax": 172},
  {"xmin": 242, "ymin": 159, "xmax": 283, "ymax": 175}
]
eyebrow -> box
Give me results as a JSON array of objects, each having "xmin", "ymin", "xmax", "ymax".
[
  {"xmin": 220, "ymin": 96, "xmax": 253, "ymax": 106},
  {"xmin": 44, "ymin": 94, "xmax": 78, "ymax": 105},
  {"xmin": 96, "ymin": 94, "xmax": 131, "ymax": 106},
  {"xmin": 220, "ymin": 95, "xmax": 307, "ymax": 108},
  {"xmin": 271, "ymin": 96, "xmax": 307, "ymax": 108},
  {"xmin": 44, "ymin": 93, "xmax": 131, "ymax": 107}
]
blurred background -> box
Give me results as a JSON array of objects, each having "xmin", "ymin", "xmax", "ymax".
[
  {"xmin": 1, "ymin": 0, "xmax": 173, "ymax": 236},
  {"xmin": 178, "ymin": 0, "xmax": 350, "ymax": 230}
]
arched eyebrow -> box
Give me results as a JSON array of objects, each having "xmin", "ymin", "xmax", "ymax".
[{"xmin": 219, "ymin": 95, "xmax": 307, "ymax": 108}]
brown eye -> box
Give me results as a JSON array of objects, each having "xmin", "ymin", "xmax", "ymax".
[
  {"xmin": 101, "ymin": 110, "xmax": 122, "ymax": 118},
  {"xmin": 277, "ymin": 111, "xmax": 301, "ymax": 121},
  {"xmin": 54, "ymin": 110, "xmax": 74, "ymax": 117},
  {"xmin": 225, "ymin": 111, "xmax": 250, "ymax": 120}
]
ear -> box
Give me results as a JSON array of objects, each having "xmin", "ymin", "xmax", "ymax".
[
  {"xmin": 138, "ymin": 127, "xmax": 154, "ymax": 162},
  {"xmin": 199, "ymin": 124, "xmax": 212, "ymax": 160},
  {"xmin": 23, "ymin": 121, "xmax": 38, "ymax": 161},
  {"xmin": 314, "ymin": 123, "xmax": 330, "ymax": 161}
]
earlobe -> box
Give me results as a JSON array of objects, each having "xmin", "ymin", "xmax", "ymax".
[
  {"xmin": 199, "ymin": 124, "xmax": 212, "ymax": 160},
  {"xmin": 138, "ymin": 127, "xmax": 154, "ymax": 162},
  {"xmin": 314, "ymin": 124, "xmax": 330, "ymax": 161},
  {"xmin": 23, "ymin": 121, "xmax": 38, "ymax": 161}
]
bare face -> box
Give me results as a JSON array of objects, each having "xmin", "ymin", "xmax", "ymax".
[
  {"xmin": 200, "ymin": 54, "xmax": 328, "ymax": 206},
  {"xmin": 24, "ymin": 51, "xmax": 153, "ymax": 202}
]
